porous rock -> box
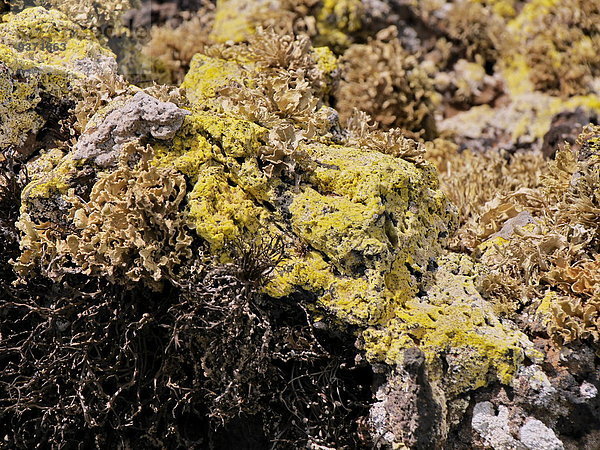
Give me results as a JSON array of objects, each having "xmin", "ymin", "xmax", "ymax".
[
  {"xmin": 73, "ymin": 91, "xmax": 190, "ymax": 167},
  {"xmin": 369, "ymin": 348, "xmax": 446, "ymax": 449},
  {"xmin": 519, "ymin": 419, "xmax": 564, "ymax": 450},
  {"xmin": 472, "ymin": 402, "xmax": 524, "ymax": 450}
]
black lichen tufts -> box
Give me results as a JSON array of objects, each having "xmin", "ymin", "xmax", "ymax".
[
  {"xmin": 1, "ymin": 232, "xmax": 373, "ymax": 449},
  {"xmin": 0, "ymin": 149, "xmax": 25, "ymax": 279},
  {"xmin": 225, "ymin": 234, "xmax": 285, "ymax": 286}
]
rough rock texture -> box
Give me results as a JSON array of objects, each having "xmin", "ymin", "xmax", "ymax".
[
  {"xmin": 519, "ymin": 419, "xmax": 564, "ymax": 450},
  {"xmin": 0, "ymin": 7, "xmax": 117, "ymax": 153},
  {"xmin": 472, "ymin": 402, "xmax": 524, "ymax": 450},
  {"xmin": 73, "ymin": 91, "xmax": 190, "ymax": 167},
  {"xmin": 471, "ymin": 402, "xmax": 566, "ymax": 450},
  {"xmin": 361, "ymin": 253, "xmax": 539, "ymax": 400},
  {"xmin": 369, "ymin": 348, "xmax": 446, "ymax": 449}
]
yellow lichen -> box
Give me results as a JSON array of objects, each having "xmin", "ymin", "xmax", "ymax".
[
  {"xmin": 181, "ymin": 54, "xmax": 246, "ymax": 111},
  {"xmin": 209, "ymin": 0, "xmax": 265, "ymax": 43},
  {"xmin": 208, "ymin": 0, "xmax": 363, "ymax": 52},
  {"xmin": 313, "ymin": 0, "xmax": 363, "ymax": 51},
  {"xmin": 187, "ymin": 165, "xmax": 269, "ymax": 250},
  {"xmin": 0, "ymin": 7, "xmax": 118, "ymax": 150},
  {"xmin": 360, "ymin": 253, "xmax": 540, "ymax": 396}
]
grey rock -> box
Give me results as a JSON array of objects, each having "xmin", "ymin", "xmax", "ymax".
[
  {"xmin": 369, "ymin": 348, "xmax": 445, "ymax": 449},
  {"xmin": 73, "ymin": 91, "xmax": 190, "ymax": 167},
  {"xmin": 492, "ymin": 211, "xmax": 536, "ymax": 240},
  {"xmin": 519, "ymin": 419, "xmax": 564, "ymax": 450},
  {"xmin": 579, "ymin": 381, "xmax": 598, "ymax": 400},
  {"xmin": 472, "ymin": 402, "xmax": 525, "ymax": 450}
]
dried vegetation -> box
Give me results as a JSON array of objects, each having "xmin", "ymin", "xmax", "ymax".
[
  {"xmin": 2, "ymin": 213, "xmax": 373, "ymax": 449},
  {"xmin": 432, "ymin": 126, "xmax": 600, "ymax": 348},
  {"xmin": 336, "ymin": 26, "xmax": 438, "ymax": 138}
]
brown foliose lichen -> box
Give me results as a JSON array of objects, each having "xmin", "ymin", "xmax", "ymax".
[
  {"xmin": 15, "ymin": 143, "xmax": 193, "ymax": 290},
  {"xmin": 336, "ymin": 26, "xmax": 438, "ymax": 138},
  {"xmin": 470, "ymin": 125, "xmax": 600, "ymax": 349}
]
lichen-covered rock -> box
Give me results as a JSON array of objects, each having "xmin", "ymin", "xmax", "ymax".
[
  {"xmin": 0, "ymin": 7, "xmax": 117, "ymax": 153},
  {"xmin": 15, "ymin": 143, "xmax": 193, "ymax": 289},
  {"xmin": 361, "ymin": 253, "xmax": 539, "ymax": 398},
  {"xmin": 178, "ymin": 46, "xmax": 455, "ymax": 333},
  {"xmin": 7, "ymin": 0, "xmax": 134, "ymax": 38},
  {"xmin": 12, "ymin": 14, "xmax": 542, "ymax": 414},
  {"xmin": 439, "ymin": 92, "xmax": 600, "ymax": 154},
  {"xmin": 176, "ymin": 43, "xmax": 538, "ymax": 409}
]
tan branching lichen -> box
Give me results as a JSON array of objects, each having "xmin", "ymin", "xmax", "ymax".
[
  {"xmin": 209, "ymin": 0, "xmax": 363, "ymax": 52},
  {"xmin": 336, "ymin": 26, "xmax": 438, "ymax": 138},
  {"xmin": 345, "ymin": 110, "xmax": 426, "ymax": 164},
  {"xmin": 469, "ymin": 125, "xmax": 600, "ymax": 348},
  {"xmin": 547, "ymin": 294, "xmax": 600, "ymax": 346},
  {"xmin": 182, "ymin": 29, "xmax": 340, "ymax": 179},
  {"xmin": 444, "ymin": 0, "xmax": 506, "ymax": 65},
  {"xmin": 433, "ymin": 147, "xmax": 546, "ymax": 251},
  {"xmin": 16, "ymin": 144, "xmax": 193, "ymax": 290},
  {"xmin": 144, "ymin": 7, "xmax": 215, "ymax": 85}
]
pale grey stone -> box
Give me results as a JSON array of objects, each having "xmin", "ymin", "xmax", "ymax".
[
  {"xmin": 73, "ymin": 91, "xmax": 190, "ymax": 167},
  {"xmin": 519, "ymin": 419, "xmax": 564, "ymax": 450}
]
